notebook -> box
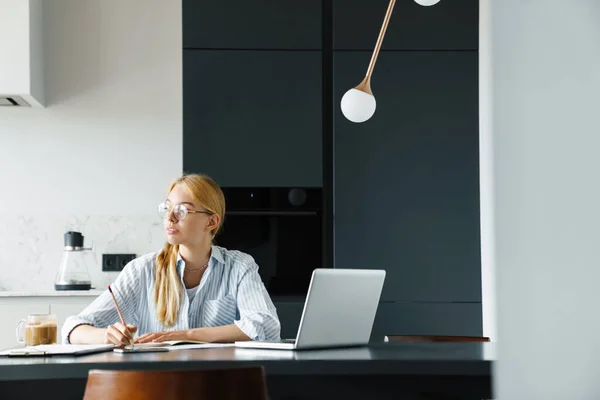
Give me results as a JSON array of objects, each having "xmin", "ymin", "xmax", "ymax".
[
  {"xmin": 131, "ymin": 341, "xmax": 234, "ymax": 350},
  {"xmin": 125, "ymin": 340, "xmax": 235, "ymax": 350},
  {"xmin": 0, "ymin": 344, "xmax": 115, "ymax": 357},
  {"xmin": 134, "ymin": 340, "xmax": 208, "ymax": 347}
]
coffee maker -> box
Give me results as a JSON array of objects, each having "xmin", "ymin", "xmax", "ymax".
[{"xmin": 54, "ymin": 231, "xmax": 94, "ymax": 291}]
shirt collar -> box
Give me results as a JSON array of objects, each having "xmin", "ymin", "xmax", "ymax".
[
  {"xmin": 211, "ymin": 245, "xmax": 225, "ymax": 264},
  {"xmin": 176, "ymin": 245, "xmax": 224, "ymax": 271}
]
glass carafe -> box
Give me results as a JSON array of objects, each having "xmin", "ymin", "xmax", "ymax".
[{"xmin": 54, "ymin": 231, "xmax": 94, "ymax": 290}]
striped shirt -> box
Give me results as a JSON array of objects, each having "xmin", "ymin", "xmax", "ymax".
[{"xmin": 61, "ymin": 245, "xmax": 281, "ymax": 343}]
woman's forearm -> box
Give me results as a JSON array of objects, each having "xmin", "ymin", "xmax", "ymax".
[
  {"xmin": 68, "ymin": 324, "xmax": 106, "ymax": 344},
  {"xmin": 189, "ymin": 324, "xmax": 251, "ymax": 343}
]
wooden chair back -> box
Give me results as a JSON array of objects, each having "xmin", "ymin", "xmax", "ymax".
[{"xmin": 83, "ymin": 366, "xmax": 268, "ymax": 400}]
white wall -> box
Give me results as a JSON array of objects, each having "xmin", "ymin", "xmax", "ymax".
[
  {"xmin": 492, "ymin": 1, "xmax": 600, "ymax": 398},
  {"xmin": 0, "ymin": 0, "xmax": 182, "ymax": 291}
]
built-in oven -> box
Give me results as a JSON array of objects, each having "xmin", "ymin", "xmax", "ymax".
[{"xmin": 215, "ymin": 187, "xmax": 322, "ymax": 297}]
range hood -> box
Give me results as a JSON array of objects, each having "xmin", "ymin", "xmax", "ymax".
[{"xmin": 0, "ymin": 0, "xmax": 44, "ymax": 107}]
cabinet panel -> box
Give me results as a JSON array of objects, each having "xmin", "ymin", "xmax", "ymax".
[
  {"xmin": 274, "ymin": 301, "xmax": 483, "ymax": 341},
  {"xmin": 183, "ymin": 0, "xmax": 321, "ymax": 50},
  {"xmin": 371, "ymin": 302, "xmax": 483, "ymax": 341},
  {"xmin": 334, "ymin": 51, "xmax": 480, "ymax": 302},
  {"xmin": 184, "ymin": 50, "xmax": 322, "ymax": 187},
  {"xmin": 334, "ymin": 0, "xmax": 478, "ymax": 50},
  {"xmin": 273, "ymin": 301, "xmax": 304, "ymax": 339}
]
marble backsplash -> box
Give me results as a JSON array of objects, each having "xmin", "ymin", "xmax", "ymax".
[{"xmin": 0, "ymin": 215, "xmax": 167, "ymax": 292}]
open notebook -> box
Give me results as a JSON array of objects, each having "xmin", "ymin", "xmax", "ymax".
[
  {"xmin": 131, "ymin": 341, "xmax": 234, "ymax": 350},
  {"xmin": 0, "ymin": 344, "xmax": 115, "ymax": 357},
  {"xmin": 135, "ymin": 340, "xmax": 207, "ymax": 347}
]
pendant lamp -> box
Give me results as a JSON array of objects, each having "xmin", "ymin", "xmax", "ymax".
[{"xmin": 340, "ymin": 0, "xmax": 443, "ymax": 123}]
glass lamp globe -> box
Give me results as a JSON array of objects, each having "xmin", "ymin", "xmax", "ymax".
[
  {"xmin": 414, "ymin": 0, "xmax": 442, "ymax": 5},
  {"xmin": 340, "ymin": 88, "xmax": 377, "ymax": 123}
]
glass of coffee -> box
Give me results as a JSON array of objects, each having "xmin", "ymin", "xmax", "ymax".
[{"xmin": 15, "ymin": 314, "xmax": 58, "ymax": 346}]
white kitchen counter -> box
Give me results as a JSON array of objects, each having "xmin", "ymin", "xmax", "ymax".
[
  {"xmin": 0, "ymin": 290, "xmax": 105, "ymax": 297},
  {"xmin": 0, "ymin": 291, "xmax": 102, "ymax": 349}
]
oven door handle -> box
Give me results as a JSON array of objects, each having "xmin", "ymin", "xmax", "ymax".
[{"xmin": 226, "ymin": 211, "xmax": 319, "ymax": 217}]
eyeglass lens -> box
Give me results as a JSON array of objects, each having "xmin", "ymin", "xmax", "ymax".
[{"xmin": 157, "ymin": 203, "xmax": 188, "ymax": 221}]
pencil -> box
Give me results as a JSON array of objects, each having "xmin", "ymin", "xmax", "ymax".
[{"xmin": 108, "ymin": 285, "xmax": 133, "ymax": 346}]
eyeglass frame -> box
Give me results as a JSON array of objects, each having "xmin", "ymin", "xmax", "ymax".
[{"xmin": 157, "ymin": 201, "xmax": 214, "ymax": 222}]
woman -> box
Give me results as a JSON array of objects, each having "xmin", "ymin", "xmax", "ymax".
[{"xmin": 62, "ymin": 174, "xmax": 281, "ymax": 346}]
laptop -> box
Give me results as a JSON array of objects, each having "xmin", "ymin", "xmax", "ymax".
[{"xmin": 235, "ymin": 268, "xmax": 386, "ymax": 350}]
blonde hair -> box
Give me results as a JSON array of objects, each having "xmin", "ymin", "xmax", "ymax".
[{"xmin": 154, "ymin": 173, "xmax": 225, "ymax": 327}]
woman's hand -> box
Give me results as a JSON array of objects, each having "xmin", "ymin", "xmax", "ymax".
[
  {"xmin": 135, "ymin": 329, "xmax": 191, "ymax": 344},
  {"xmin": 104, "ymin": 322, "xmax": 137, "ymax": 347}
]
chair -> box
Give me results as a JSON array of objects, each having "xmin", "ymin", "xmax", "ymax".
[
  {"xmin": 83, "ymin": 366, "xmax": 268, "ymax": 400},
  {"xmin": 384, "ymin": 335, "xmax": 490, "ymax": 343}
]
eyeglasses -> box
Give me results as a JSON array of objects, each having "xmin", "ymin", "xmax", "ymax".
[{"xmin": 157, "ymin": 202, "xmax": 213, "ymax": 222}]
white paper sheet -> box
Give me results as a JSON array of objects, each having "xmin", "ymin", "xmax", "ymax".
[{"xmin": 0, "ymin": 344, "xmax": 114, "ymax": 356}]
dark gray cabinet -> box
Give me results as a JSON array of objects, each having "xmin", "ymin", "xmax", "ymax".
[
  {"xmin": 334, "ymin": 0, "xmax": 478, "ymax": 50},
  {"xmin": 181, "ymin": 0, "xmax": 482, "ymax": 337},
  {"xmin": 183, "ymin": 0, "xmax": 322, "ymax": 50},
  {"xmin": 334, "ymin": 51, "xmax": 480, "ymax": 303},
  {"xmin": 371, "ymin": 302, "xmax": 483, "ymax": 339},
  {"xmin": 183, "ymin": 50, "xmax": 322, "ymax": 187}
]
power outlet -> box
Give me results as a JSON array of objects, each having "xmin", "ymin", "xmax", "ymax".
[{"xmin": 102, "ymin": 254, "xmax": 136, "ymax": 272}]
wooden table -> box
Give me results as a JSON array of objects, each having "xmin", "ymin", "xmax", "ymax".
[{"xmin": 0, "ymin": 342, "xmax": 494, "ymax": 399}]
